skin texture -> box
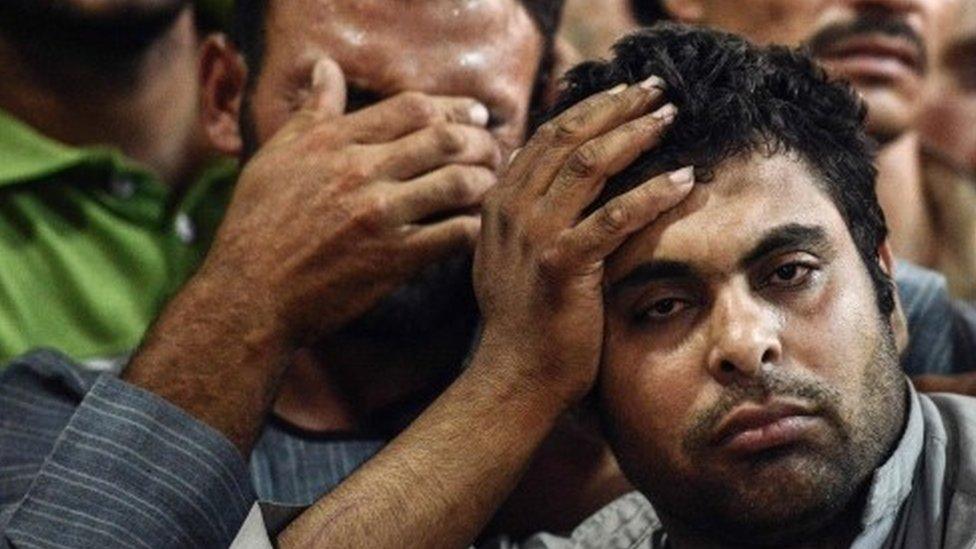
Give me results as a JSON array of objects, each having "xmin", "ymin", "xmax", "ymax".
[
  {"xmin": 560, "ymin": 0, "xmax": 638, "ymax": 59},
  {"xmin": 132, "ymin": 0, "xmax": 646, "ymax": 540},
  {"xmin": 0, "ymin": 1, "xmax": 212, "ymax": 189},
  {"xmin": 600, "ymin": 152, "xmax": 906, "ymax": 547},
  {"xmin": 663, "ymin": 0, "xmax": 957, "ymax": 269},
  {"xmin": 248, "ymin": 0, "xmax": 539, "ymax": 155},
  {"xmin": 918, "ymin": 0, "xmax": 976, "ymax": 173},
  {"xmin": 280, "ymin": 74, "xmax": 695, "ymax": 549}
]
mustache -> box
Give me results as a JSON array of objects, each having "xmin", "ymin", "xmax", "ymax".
[
  {"xmin": 683, "ymin": 367, "xmax": 845, "ymax": 453},
  {"xmin": 805, "ymin": 16, "xmax": 928, "ymax": 74}
]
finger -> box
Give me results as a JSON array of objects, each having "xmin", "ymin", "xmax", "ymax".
[
  {"xmin": 344, "ymin": 92, "xmax": 490, "ymax": 144},
  {"xmin": 553, "ymin": 167, "xmax": 695, "ymax": 269},
  {"xmin": 402, "ymin": 215, "xmax": 482, "ymax": 264},
  {"xmin": 541, "ymin": 102, "xmax": 678, "ymax": 225},
  {"xmin": 375, "ymin": 123, "xmax": 501, "ymax": 180},
  {"xmin": 301, "ymin": 57, "xmax": 347, "ymax": 116},
  {"xmin": 385, "ymin": 165, "xmax": 496, "ymax": 225},
  {"xmin": 502, "ymin": 75, "xmax": 667, "ymax": 195}
]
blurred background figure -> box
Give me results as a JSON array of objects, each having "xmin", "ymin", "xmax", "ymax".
[
  {"xmin": 0, "ymin": 0, "xmax": 234, "ymax": 368},
  {"xmin": 920, "ymin": 0, "xmax": 976, "ymax": 175},
  {"xmin": 917, "ymin": 0, "xmax": 976, "ymax": 298},
  {"xmin": 560, "ymin": 0, "xmax": 638, "ymax": 58}
]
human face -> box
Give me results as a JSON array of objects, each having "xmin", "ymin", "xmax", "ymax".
[
  {"xmin": 242, "ymin": 0, "xmax": 543, "ymax": 342},
  {"xmin": 248, "ymin": 0, "xmax": 543, "ymax": 157},
  {"xmin": 672, "ymin": 0, "xmax": 956, "ymax": 142},
  {"xmin": 919, "ymin": 0, "xmax": 976, "ymax": 172},
  {"xmin": 599, "ymin": 153, "xmax": 906, "ymax": 545}
]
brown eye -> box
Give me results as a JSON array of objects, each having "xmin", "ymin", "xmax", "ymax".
[
  {"xmin": 642, "ymin": 298, "xmax": 690, "ymax": 321},
  {"xmin": 769, "ymin": 263, "xmax": 813, "ymax": 287}
]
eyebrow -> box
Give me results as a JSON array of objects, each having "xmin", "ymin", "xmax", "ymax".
[
  {"xmin": 609, "ymin": 223, "xmax": 832, "ymax": 294},
  {"xmin": 738, "ymin": 223, "xmax": 832, "ymax": 270},
  {"xmin": 609, "ymin": 260, "xmax": 699, "ymax": 293}
]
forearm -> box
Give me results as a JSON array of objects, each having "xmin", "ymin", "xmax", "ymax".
[
  {"xmin": 278, "ymin": 341, "xmax": 570, "ymax": 549},
  {"xmin": 123, "ymin": 263, "xmax": 291, "ymax": 455}
]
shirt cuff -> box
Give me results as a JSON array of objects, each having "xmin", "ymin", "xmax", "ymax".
[{"xmin": 4, "ymin": 375, "xmax": 256, "ymax": 548}]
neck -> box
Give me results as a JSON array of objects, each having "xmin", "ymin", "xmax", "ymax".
[
  {"xmin": 874, "ymin": 132, "xmax": 936, "ymax": 266},
  {"xmin": 0, "ymin": 7, "xmax": 207, "ymax": 189}
]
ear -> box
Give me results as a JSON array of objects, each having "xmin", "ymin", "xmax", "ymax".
[
  {"xmin": 878, "ymin": 240, "xmax": 909, "ymax": 354},
  {"xmin": 199, "ymin": 34, "xmax": 248, "ymax": 156},
  {"xmin": 662, "ymin": 0, "xmax": 705, "ymax": 22}
]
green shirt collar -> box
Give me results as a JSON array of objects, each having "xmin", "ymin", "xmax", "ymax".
[{"xmin": 0, "ymin": 108, "xmax": 155, "ymax": 189}]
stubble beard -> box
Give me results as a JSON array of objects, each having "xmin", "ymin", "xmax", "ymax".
[{"xmin": 630, "ymin": 326, "xmax": 906, "ymax": 547}]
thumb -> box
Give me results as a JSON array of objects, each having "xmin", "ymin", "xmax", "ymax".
[{"xmin": 302, "ymin": 56, "xmax": 347, "ymax": 116}]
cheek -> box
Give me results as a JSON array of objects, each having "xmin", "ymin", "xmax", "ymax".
[
  {"xmin": 780, "ymin": 261, "xmax": 883, "ymax": 403},
  {"xmin": 601, "ymin": 318, "xmax": 712, "ymax": 466}
]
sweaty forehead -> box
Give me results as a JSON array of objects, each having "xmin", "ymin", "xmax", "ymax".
[
  {"xmin": 606, "ymin": 153, "xmax": 851, "ymax": 282},
  {"xmin": 265, "ymin": 0, "xmax": 542, "ymax": 98}
]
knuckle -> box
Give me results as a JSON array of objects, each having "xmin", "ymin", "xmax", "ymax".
[
  {"xmin": 352, "ymin": 194, "xmax": 391, "ymax": 233},
  {"xmin": 565, "ymin": 145, "xmax": 604, "ymax": 180},
  {"xmin": 400, "ymin": 92, "xmax": 439, "ymax": 124},
  {"xmin": 537, "ymin": 245, "xmax": 567, "ymax": 277},
  {"xmin": 539, "ymin": 113, "xmax": 583, "ymax": 144},
  {"xmin": 433, "ymin": 124, "xmax": 468, "ymax": 155},
  {"xmin": 598, "ymin": 199, "xmax": 631, "ymax": 233},
  {"xmin": 445, "ymin": 169, "xmax": 478, "ymax": 204}
]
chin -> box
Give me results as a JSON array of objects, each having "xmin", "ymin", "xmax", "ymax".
[
  {"xmin": 640, "ymin": 448, "xmax": 866, "ymax": 547},
  {"xmin": 856, "ymin": 88, "xmax": 920, "ymax": 144}
]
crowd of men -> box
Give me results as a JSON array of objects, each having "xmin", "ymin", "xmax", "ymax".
[{"xmin": 1, "ymin": 0, "xmax": 975, "ymax": 547}]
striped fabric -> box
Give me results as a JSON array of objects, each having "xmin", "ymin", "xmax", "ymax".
[{"xmin": 0, "ymin": 350, "xmax": 382, "ymax": 548}]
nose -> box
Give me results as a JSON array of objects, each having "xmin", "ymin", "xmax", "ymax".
[{"xmin": 706, "ymin": 285, "xmax": 783, "ymax": 385}]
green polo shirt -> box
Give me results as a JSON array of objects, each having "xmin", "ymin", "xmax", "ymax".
[{"xmin": 0, "ymin": 110, "xmax": 237, "ymax": 367}]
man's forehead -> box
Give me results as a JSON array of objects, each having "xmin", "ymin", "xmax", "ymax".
[
  {"xmin": 266, "ymin": 0, "xmax": 541, "ymax": 86},
  {"xmin": 606, "ymin": 153, "xmax": 849, "ymax": 282}
]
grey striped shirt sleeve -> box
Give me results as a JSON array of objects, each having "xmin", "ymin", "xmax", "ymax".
[{"xmin": 1, "ymin": 356, "xmax": 257, "ymax": 548}]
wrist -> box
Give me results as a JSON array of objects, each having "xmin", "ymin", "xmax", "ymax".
[{"xmin": 466, "ymin": 327, "xmax": 590, "ymax": 420}]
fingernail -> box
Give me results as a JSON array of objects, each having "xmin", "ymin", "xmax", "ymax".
[
  {"xmin": 607, "ymin": 83, "xmax": 628, "ymax": 95},
  {"xmin": 669, "ymin": 166, "xmax": 695, "ymax": 186},
  {"xmin": 311, "ymin": 61, "xmax": 329, "ymax": 88},
  {"xmin": 652, "ymin": 103, "xmax": 678, "ymax": 122},
  {"xmin": 639, "ymin": 75, "xmax": 666, "ymax": 91},
  {"xmin": 469, "ymin": 102, "xmax": 490, "ymax": 126},
  {"xmin": 508, "ymin": 147, "xmax": 523, "ymax": 165}
]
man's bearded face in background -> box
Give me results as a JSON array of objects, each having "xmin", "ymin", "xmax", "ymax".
[{"xmin": 667, "ymin": 0, "xmax": 957, "ymax": 142}]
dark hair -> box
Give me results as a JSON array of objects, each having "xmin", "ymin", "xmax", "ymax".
[
  {"xmin": 230, "ymin": 0, "xmax": 564, "ymax": 110},
  {"xmin": 630, "ymin": 0, "xmax": 669, "ymax": 26},
  {"xmin": 544, "ymin": 23, "xmax": 894, "ymax": 316}
]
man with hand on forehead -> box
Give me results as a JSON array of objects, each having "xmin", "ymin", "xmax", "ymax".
[
  {"xmin": 643, "ymin": 0, "xmax": 976, "ymax": 391},
  {"xmin": 283, "ymin": 24, "xmax": 976, "ymax": 548}
]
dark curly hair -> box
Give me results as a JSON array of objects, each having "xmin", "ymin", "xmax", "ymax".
[{"xmin": 542, "ymin": 23, "xmax": 894, "ymax": 316}]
